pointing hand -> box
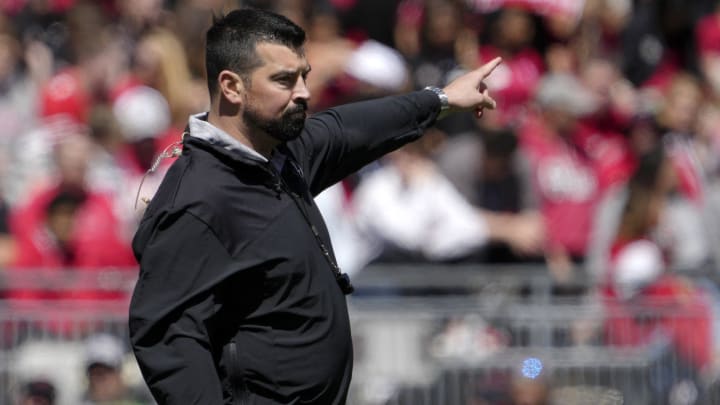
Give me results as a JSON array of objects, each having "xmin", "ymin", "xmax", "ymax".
[{"xmin": 442, "ymin": 57, "xmax": 502, "ymax": 118}]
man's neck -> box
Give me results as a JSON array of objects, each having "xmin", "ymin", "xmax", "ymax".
[{"xmin": 207, "ymin": 110, "xmax": 277, "ymax": 159}]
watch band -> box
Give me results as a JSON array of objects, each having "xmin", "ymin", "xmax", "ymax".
[{"xmin": 423, "ymin": 86, "xmax": 450, "ymax": 112}]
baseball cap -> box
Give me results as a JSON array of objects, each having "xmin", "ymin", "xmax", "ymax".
[
  {"xmin": 535, "ymin": 73, "xmax": 600, "ymax": 117},
  {"xmin": 344, "ymin": 40, "xmax": 408, "ymax": 91},
  {"xmin": 113, "ymin": 86, "xmax": 171, "ymax": 142},
  {"xmin": 84, "ymin": 334, "xmax": 125, "ymax": 370}
]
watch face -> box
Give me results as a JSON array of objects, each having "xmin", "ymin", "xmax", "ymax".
[{"xmin": 425, "ymin": 86, "xmax": 449, "ymax": 110}]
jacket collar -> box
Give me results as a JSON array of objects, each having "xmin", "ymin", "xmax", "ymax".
[
  {"xmin": 183, "ymin": 113, "xmax": 291, "ymax": 175},
  {"xmin": 187, "ymin": 112, "xmax": 268, "ymax": 163}
]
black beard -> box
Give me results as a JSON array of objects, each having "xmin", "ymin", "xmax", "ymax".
[{"xmin": 243, "ymin": 103, "xmax": 307, "ymax": 142}]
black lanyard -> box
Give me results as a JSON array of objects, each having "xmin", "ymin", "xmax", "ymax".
[{"xmin": 269, "ymin": 162, "xmax": 354, "ymax": 295}]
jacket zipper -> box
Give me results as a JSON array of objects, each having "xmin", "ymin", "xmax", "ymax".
[{"xmin": 226, "ymin": 341, "xmax": 248, "ymax": 405}]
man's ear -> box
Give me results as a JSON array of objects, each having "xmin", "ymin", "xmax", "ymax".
[{"xmin": 218, "ymin": 70, "xmax": 245, "ymax": 105}]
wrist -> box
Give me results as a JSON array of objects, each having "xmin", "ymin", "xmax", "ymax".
[{"xmin": 423, "ymin": 86, "xmax": 450, "ymax": 118}]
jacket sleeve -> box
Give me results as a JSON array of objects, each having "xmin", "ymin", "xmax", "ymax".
[
  {"xmin": 291, "ymin": 90, "xmax": 441, "ymax": 195},
  {"xmin": 129, "ymin": 212, "xmax": 231, "ymax": 405}
]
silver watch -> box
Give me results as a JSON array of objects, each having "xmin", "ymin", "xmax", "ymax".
[{"xmin": 424, "ymin": 86, "xmax": 449, "ymax": 112}]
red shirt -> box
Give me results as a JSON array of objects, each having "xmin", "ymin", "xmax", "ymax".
[
  {"xmin": 573, "ymin": 123, "xmax": 636, "ymax": 192},
  {"xmin": 696, "ymin": 13, "xmax": 720, "ymax": 56},
  {"xmin": 5, "ymin": 184, "xmax": 135, "ymax": 335},
  {"xmin": 603, "ymin": 238, "xmax": 712, "ymax": 372},
  {"xmin": 519, "ymin": 115, "xmax": 599, "ymax": 256},
  {"xmin": 8, "ymin": 184, "xmax": 136, "ymax": 299},
  {"xmin": 604, "ymin": 283, "xmax": 711, "ymax": 371}
]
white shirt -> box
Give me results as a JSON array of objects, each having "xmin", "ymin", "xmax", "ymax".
[{"xmin": 352, "ymin": 162, "xmax": 489, "ymax": 261}]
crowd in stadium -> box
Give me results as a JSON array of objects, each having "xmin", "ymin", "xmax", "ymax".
[{"xmin": 3, "ymin": 0, "xmax": 720, "ymax": 403}]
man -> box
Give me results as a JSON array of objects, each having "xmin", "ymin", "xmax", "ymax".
[
  {"xmin": 128, "ymin": 8, "xmax": 501, "ymax": 405},
  {"xmin": 82, "ymin": 333, "xmax": 150, "ymax": 405}
]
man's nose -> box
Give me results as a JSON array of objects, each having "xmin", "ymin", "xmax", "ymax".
[{"xmin": 293, "ymin": 76, "xmax": 311, "ymax": 102}]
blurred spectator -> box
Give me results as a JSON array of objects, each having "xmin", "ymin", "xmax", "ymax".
[
  {"xmin": 13, "ymin": 0, "xmax": 75, "ymax": 63},
  {"xmin": 132, "ymin": 28, "xmax": 206, "ymax": 134},
  {"xmin": 38, "ymin": 25, "xmax": 125, "ymax": 125},
  {"xmin": 333, "ymin": 0, "xmax": 398, "ymax": 46},
  {"xmin": 397, "ymin": 0, "xmax": 482, "ymax": 135},
  {"xmin": 578, "ymin": 0, "xmax": 632, "ymax": 63},
  {"xmin": 17, "ymin": 379, "xmax": 56, "ymax": 405},
  {"xmin": 621, "ymin": 0, "xmax": 698, "ymax": 90},
  {"xmin": 84, "ymin": 107, "xmax": 126, "ymax": 196},
  {"xmin": 351, "ymin": 129, "xmax": 543, "ymax": 269},
  {"xmin": 602, "ymin": 146, "xmax": 713, "ymax": 387},
  {"xmin": 623, "ymin": 6, "xmax": 668, "ymax": 82},
  {"xmin": 301, "ymin": 5, "xmax": 357, "ymax": 110},
  {"xmin": 586, "ymin": 73, "xmax": 717, "ymax": 277},
  {"xmin": 0, "ymin": 27, "xmax": 53, "ymax": 209},
  {"xmin": 7, "ymin": 116, "xmax": 82, "ymax": 206},
  {"xmin": 0, "ymin": 28, "xmax": 51, "ymax": 155},
  {"xmin": 111, "ymin": 85, "xmax": 175, "ymax": 220},
  {"xmin": 436, "ymin": 127, "xmax": 541, "ymax": 263},
  {"xmin": 518, "ymin": 73, "xmax": 601, "ymax": 279},
  {"xmin": 401, "ymin": 0, "xmax": 467, "ymax": 89},
  {"xmin": 580, "ymin": 58, "xmax": 637, "ymax": 134},
  {"xmin": 480, "ymin": 7, "xmax": 544, "ymax": 126},
  {"xmin": 576, "ymin": 59, "xmax": 637, "ymax": 191},
  {"xmin": 657, "ymin": 72, "xmax": 705, "ymax": 200},
  {"xmin": 606, "ymin": 146, "xmax": 676, "ymax": 298},
  {"xmin": 696, "ymin": 1, "xmax": 720, "ymax": 99},
  {"xmin": 539, "ymin": 0, "xmax": 590, "ymax": 75},
  {"xmin": 13, "ymin": 188, "xmax": 85, "ymax": 268},
  {"xmin": 12, "ymin": 339, "xmax": 86, "ymax": 404},
  {"xmin": 10, "ymin": 134, "xmax": 135, "ymax": 269},
  {"xmin": 116, "ymin": 0, "xmax": 167, "ymax": 41},
  {"xmin": 583, "ymin": 110, "xmax": 663, "ymax": 274},
  {"xmin": 657, "ymin": 73, "xmax": 719, "ymax": 269},
  {"xmin": 438, "ymin": 128, "xmax": 532, "ymax": 211},
  {"xmin": 82, "ymin": 333, "xmax": 149, "ymax": 405}
]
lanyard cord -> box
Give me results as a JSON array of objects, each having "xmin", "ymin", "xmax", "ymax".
[
  {"xmin": 134, "ymin": 134, "xmax": 185, "ymax": 210},
  {"xmin": 271, "ymin": 166, "xmax": 354, "ymax": 295}
]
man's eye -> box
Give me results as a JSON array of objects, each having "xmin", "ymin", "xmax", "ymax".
[{"xmin": 276, "ymin": 74, "xmax": 295, "ymax": 83}]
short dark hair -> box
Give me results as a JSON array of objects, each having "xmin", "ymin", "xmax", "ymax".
[
  {"xmin": 205, "ymin": 8, "xmax": 306, "ymax": 98},
  {"xmin": 46, "ymin": 189, "xmax": 86, "ymax": 217}
]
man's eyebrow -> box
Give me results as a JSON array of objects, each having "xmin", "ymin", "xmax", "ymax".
[{"xmin": 271, "ymin": 65, "xmax": 311, "ymax": 79}]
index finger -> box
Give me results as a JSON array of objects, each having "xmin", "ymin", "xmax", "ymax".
[{"xmin": 477, "ymin": 56, "xmax": 502, "ymax": 80}]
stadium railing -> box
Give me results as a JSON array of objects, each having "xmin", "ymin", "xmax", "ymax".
[{"xmin": 0, "ymin": 264, "xmax": 718, "ymax": 405}]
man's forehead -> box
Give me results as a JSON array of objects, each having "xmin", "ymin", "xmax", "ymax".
[{"xmin": 255, "ymin": 42, "xmax": 309, "ymax": 71}]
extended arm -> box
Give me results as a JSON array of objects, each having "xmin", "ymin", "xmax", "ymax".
[
  {"xmin": 296, "ymin": 90, "xmax": 440, "ymax": 195},
  {"xmin": 293, "ymin": 57, "xmax": 503, "ymax": 195}
]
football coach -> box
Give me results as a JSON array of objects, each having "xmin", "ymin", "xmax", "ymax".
[{"xmin": 129, "ymin": 7, "xmax": 502, "ymax": 405}]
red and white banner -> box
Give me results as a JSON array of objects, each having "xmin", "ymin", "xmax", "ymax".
[{"xmin": 469, "ymin": 0, "xmax": 586, "ymax": 19}]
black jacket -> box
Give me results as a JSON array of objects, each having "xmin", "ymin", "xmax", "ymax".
[{"xmin": 128, "ymin": 91, "xmax": 440, "ymax": 404}]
